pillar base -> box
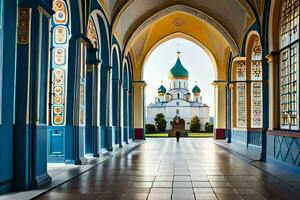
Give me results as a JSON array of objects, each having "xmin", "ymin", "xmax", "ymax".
[
  {"xmin": 214, "ymin": 128, "xmax": 226, "ymax": 140},
  {"xmin": 135, "ymin": 128, "xmax": 145, "ymax": 140},
  {"xmin": 31, "ymin": 173, "xmax": 52, "ymax": 189}
]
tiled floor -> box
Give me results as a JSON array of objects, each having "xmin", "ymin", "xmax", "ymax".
[{"xmin": 35, "ymin": 138, "xmax": 300, "ymax": 200}]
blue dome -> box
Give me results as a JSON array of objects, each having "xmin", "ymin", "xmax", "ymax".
[
  {"xmin": 169, "ymin": 54, "xmax": 189, "ymax": 79},
  {"xmin": 158, "ymin": 85, "xmax": 167, "ymax": 94},
  {"xmin": 192, "ymin": 85, "xmax": 201, "ymax": 93}
]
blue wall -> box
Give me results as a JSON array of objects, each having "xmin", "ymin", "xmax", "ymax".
[{"xmin": 0, "ymin": 0, "xmax": 17, "ymax": 194}]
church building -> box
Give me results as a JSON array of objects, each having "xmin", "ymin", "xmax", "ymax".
[{"xmin": 146, "ymin": 53, "xmax": 210, "ymax": 131}]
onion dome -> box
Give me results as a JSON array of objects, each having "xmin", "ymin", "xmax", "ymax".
[
  {"xmin": 158, "ymin": 85, "xmax": 167, "ymax": 94},
  {"xmin": 192, "ymin": 85, "xmax": 201, "ymax": 93},
  {"xmin": 169, "ymin": 52, "xmax": 189, "ymax": 79}
]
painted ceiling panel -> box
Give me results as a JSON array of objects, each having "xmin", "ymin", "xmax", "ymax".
[{"xmin": 114, "ymin": 0, "xmax": 251, "ymax": 46}]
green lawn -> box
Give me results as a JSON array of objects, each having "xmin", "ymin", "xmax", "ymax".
[
  {"xmin": 188, "ymin": 132, "xmax": 213, "ymax": 137},
  {"xmin": 145, "ymin": 132, "xmax": 213, "ymax": 137},
  {"xmin": 145, "ymin": 133, "xmax": 169, "ymax": 137}
]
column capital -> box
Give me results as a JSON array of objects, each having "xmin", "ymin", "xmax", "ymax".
[
  {"xmin": 265, "ymin": 51, "xmax": 279, "ymax": 63},
  {"xmin": 212, "ymin": 80, "xmax": 227, "ymax": 88},
  {"xmin": 133, "ymin": 81, "xmax": 147, "ymax": 88}
]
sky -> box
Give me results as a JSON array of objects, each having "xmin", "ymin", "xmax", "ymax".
[{"xmin": 143, "ymin": 38, "xmax": 215, "ymax": 116}]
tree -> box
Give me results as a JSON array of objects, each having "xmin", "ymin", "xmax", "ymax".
[
  {"xmin": 190, "ymin": 116, "xmax": 200, "ymax": 132},
  {"xmin": 205, "ymin": 122, "xmax": 214, "ymax": 132},
  {"xmin": 155, "ymin": 113, "xmax": 167, "ymax": 132},
  {"xmin": 145, "ymin": 124, "xmax": 156, "ymax": 133}
]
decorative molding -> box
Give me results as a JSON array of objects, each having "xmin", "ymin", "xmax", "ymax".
[
  {"xmin": 212, "ymin": 80, "xmax": 227, "ymax": 87},
  {"xmin": 267, "ymin": 130, "xmax": 300, "ymax": 138},
  {"xmin": 18, "ymin": 8, "xmax": 30, "ymax": 44},
  {"xmin": 266, "ymin": 51, "xmax": 279, "ymax": 63}
]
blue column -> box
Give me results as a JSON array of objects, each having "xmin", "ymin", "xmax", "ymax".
[
  {"xmin": 112, "ymin": 78, "xmax": 121, "ymax": 147},
  {"xmin": 65, "ymin": 35, "xmax": 89, "ymax": 165},
  {"xmin": 123, "ymin": 88, "xmax": 129, "ymax": 144},
  {"xmin": 85, "ymin": 59, "xmax": 100, "ymax": 157},
  {"xmin": 0, "ymin": 0, "xmax": 17, "ymax": 194},
  {"xmin": 14, "ymin": 2, "xmax": 53, "ymax": 190},
  {"xmin": 128, "ymin": 86, "xmax": 134, "ymax": 140},
  {"xmin": 100, "ymin": 65, "xmax": 111, "ymax": 150},
  {"xmin": 85, "ymin": 67, "xmax": 92, "ymax": 155},
  {"xmin": 226, "ymin": 84, "xmax": 232, "ymax": 143}
]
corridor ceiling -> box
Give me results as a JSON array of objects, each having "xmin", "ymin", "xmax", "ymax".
[{"xmin": 97, "ymin": 0, "xmax": 264, "ymax": 80}]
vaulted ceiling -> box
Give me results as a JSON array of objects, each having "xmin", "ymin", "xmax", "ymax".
[{"xmin": 97, "ymin": 0, "xmax": 262, "ymax": 80}]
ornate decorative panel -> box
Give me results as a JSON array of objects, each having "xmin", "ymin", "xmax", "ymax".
[
  {"xmin": 53, "ymin": 0, "xmax": 68, "ymax": 25},
  {"xmin": 251, "ymin": 82, "xmax": 263, "ymax": 128},
  {"xmin": 87, "ymin": 19, "xmax": 98, "ymax": 48},
  {"xmin": 54, "ymin": 26, "xmax": 68, "ymax": 44},
  {"xmin": 237, "ymin": 83, "xmax": 247, "ymax": 128},
  {"xmin": 50, "ymin": 0, "xmax": 70, "ymax": 126},
  {"xmin": 18, "ymin": 8, "xmax": 30, "ymax": 44},
  {"xmin": 236, "ymin": 61, "xmax": 246, "ymax": 81}
]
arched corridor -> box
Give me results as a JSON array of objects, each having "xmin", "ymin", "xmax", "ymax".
[{"xmin": 1, "ymin": 0, "xmax": 300, "ymax": 199}]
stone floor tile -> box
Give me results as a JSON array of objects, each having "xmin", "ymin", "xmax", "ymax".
[
  {"xmin": 148, "ymin": 193, "xmax": 171, "ymax": 200},
  {"xmin": 195, "ymin": 194, "xmax": 218, "ymax": 200},
  {"xmin": 174, "ymin": 175, "xmax": 191, "ymax": 181},
  {"xmin": 35, "ymin": 139, "xmax": 300, "ymax": 200},
  {"xmin": 155, "ymin": 176, "xmax": 174, "ymax": 181},
  {"xmin": 216, "ymin": 194, "xmax": 243, "ymax": 200},
  {"xmin": 150, "ymin": 188, "xmax": 172, "ymax": 193},
  {"xmin": 213, "ymin": 188, "xmax": 238, "ymax": 194},
  {"xmin": 192, "ymin": 181, "xmax": 211, "ymax": 188},
  {"xmin": 173, "ymin": 181, "xmax": 193, "ymax": 188},
  {"xmin": 129, "ymin": 181, "xmax": 152, "ymax": 188},
  {"xmin": 193, "ymin": 188, "xmax": 214, "ymax": 194},
  {"xmin": 152, "ymin": 181, "xmax": 173, "ymax": 188},
  {"xmin": 172, "ymin": 193, "xmax": 195, "ymax": 200},
  {"xmin": 172, "ymin": 188, "xmax": 194, "ymax": 193},
  {"xmin": 209, "ymin": 181, "xmax": 232, "ymax": 188}
]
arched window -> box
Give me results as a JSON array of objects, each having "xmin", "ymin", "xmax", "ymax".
[
  {"xmin": 177, "ymin": 93, "xmax": 180, "ymax": 99},
  {"xmin": 279, "ymin": 0, "xmax": 299, "ymax": 130},
  {"xmin": 250, "ymin": 37, "xmax": 263, "ymax": 128},
  {"xmin": 179, "ymin": 81, "xmax": 181, "ymax": 88},
  {"xmin": 49, "ymin": 0, "xmax": 70, "ymax": 126}
]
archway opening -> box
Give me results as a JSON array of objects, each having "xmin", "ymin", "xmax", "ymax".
[{"xmin": 143, "ymin": 37, "xmax": 215, "ymax": 137}]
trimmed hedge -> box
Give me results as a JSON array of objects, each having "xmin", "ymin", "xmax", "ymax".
[{"xmin": 145, "ymin": 124, "xmax": 156, "ymax": 133}]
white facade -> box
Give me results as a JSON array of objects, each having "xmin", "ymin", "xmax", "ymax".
[{"xmin": 146, "ymin": 59, "xmax": 210, "ymax": 131}]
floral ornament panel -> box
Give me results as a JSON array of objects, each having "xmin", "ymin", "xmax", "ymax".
[
  {"xmin": 236, "ymin": 61, "xmax": 246, "ymax": 81},
  {"xmin": 54, "ymin": 26, "xmax": 68, "ymax": 44},
  {"xmin": 53, "ymin": 0, "xmax": 68, "ymax": 25},
  {"xmin": 237, "ymin": 83, "xmax": 247, "ymax": 128},
  {"xmin": 251, "ymin": 60, "xmax": 262, "ymax": 80},
  {"xmin": 251, "ymin": 82, "xmax": 263, "ymax": 128},
  {"xmin": 87, "ymin": 19, "xmax": 98, "ymax": 48},
  {"xmin": 50, "ymin": 0, "xmax": 70, "ymax": 126},
  {"xmin": 54, "ymin": 48, "xmax": 66, "ymax": 65}
]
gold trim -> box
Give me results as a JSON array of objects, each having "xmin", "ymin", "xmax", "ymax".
[{"xmin": 266, "ymin": 52, "xmax": 279, "ymax": 63}]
